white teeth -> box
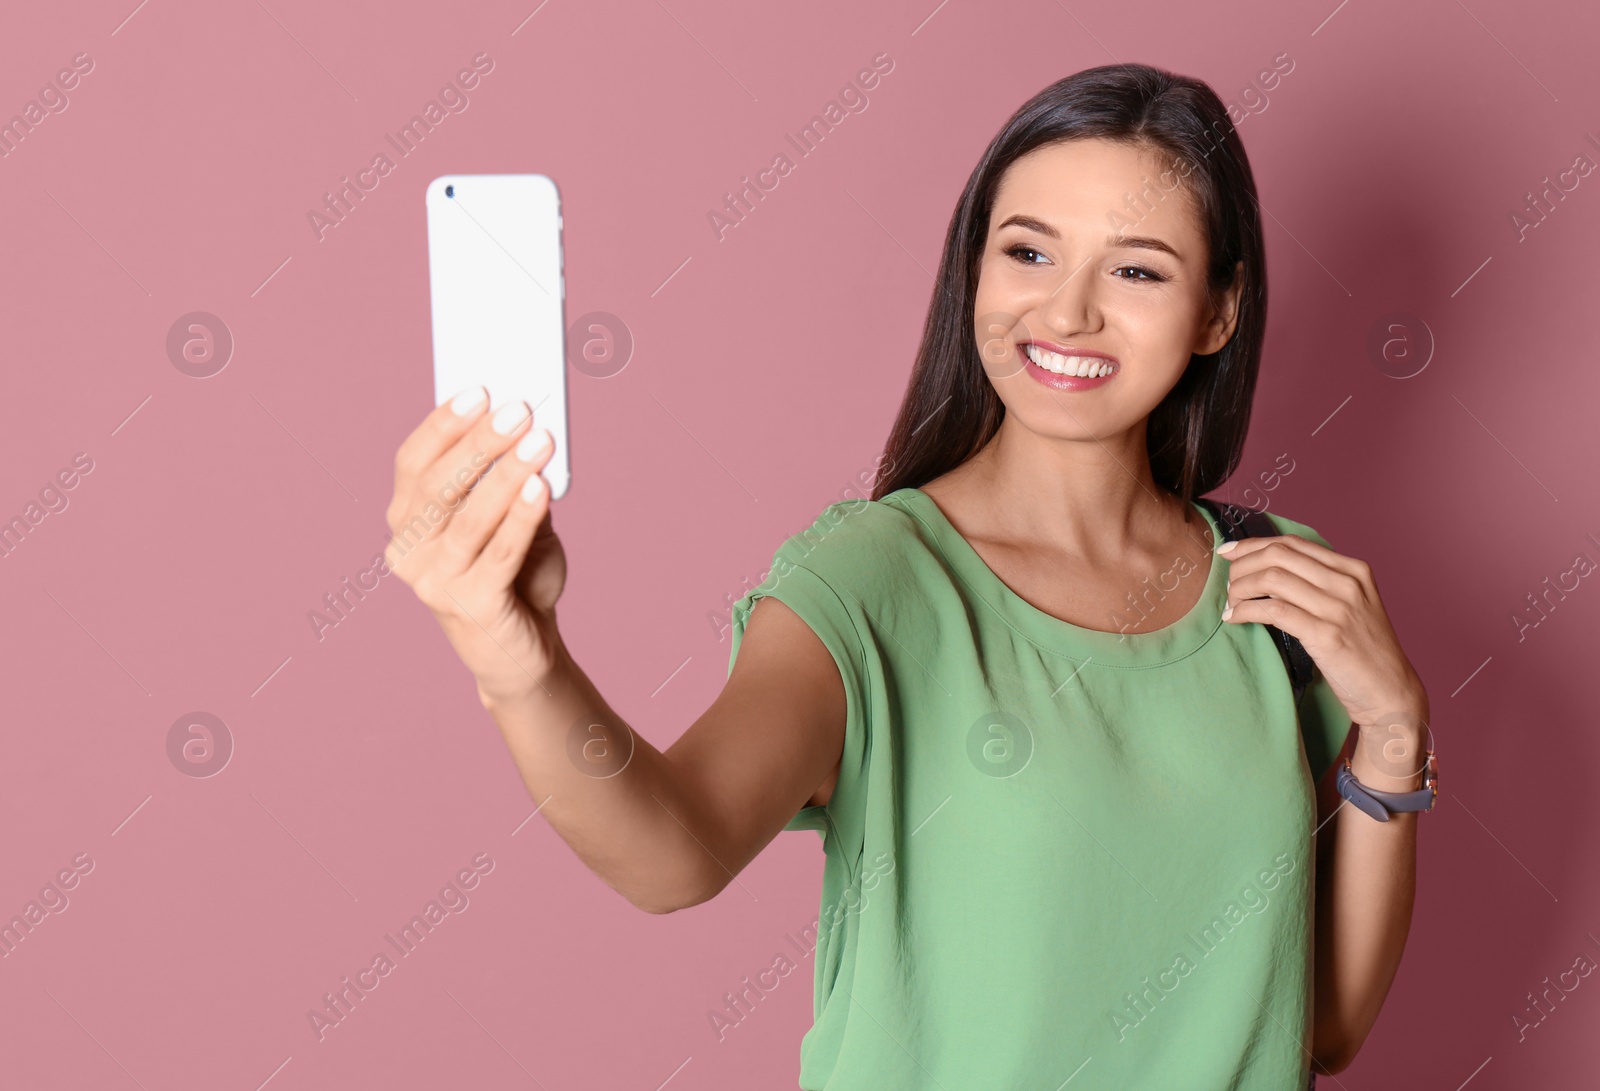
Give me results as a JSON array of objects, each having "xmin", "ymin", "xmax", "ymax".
[{"xmin": 1024, "ymin": 343, "xmax": 1113, "ymax": 378}]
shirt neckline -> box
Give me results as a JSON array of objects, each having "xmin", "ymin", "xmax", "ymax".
[{"xmin": 883, "ymin": 486, "xmax": 1227, "ymax": 668}]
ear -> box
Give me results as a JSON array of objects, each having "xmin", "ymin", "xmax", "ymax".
[{"xmin": 1193, "ymin": 260, "xmax": 1245, "ymax": 356}]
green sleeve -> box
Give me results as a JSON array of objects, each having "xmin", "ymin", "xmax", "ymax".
[
  {"xmin": 727, "ymin": 540, "xmax": 872, "ymax": 835},
  {"xmin": 1297, "ymin": 666, "xmax": 1354, "ymax": 785}
]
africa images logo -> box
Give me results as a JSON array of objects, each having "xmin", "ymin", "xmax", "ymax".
[{"xmin": 1109, "ymin": 853, "xmax": 1295, "ymax": 1042}]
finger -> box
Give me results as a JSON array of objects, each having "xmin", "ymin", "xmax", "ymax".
[
  {"xmin": 1221, "ymin": 538, "xmax": 1363, "ymax": 601},
  {"xmin": 471, "ymin": 450, "xmax": 553, "ymax": 589},
  {"xmin": 1218, "ymin": 532, "xmax": 1368, "ymax": 582},
  {"xmin": 1222, "ymin": 574, "xmax": 1340, "ymax": 648},
  {"xmin": 440, "ymin": 426, "xmax": 554, "ymax": 569},
  {"xmin": 393, "ymin": 386, "xmax": 490, "ymax": 502},
  {"xmin": 1225, "ymin": 563, "xmax": 1344, "ymax": 627},
  {"xmin": 413, "ymin": 399, "xmax": 534, "ymax": 526}
]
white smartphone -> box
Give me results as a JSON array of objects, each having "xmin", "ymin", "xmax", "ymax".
[{"xmin": 426, "ymin": 173, "xmax": 570, "ymax": 500}]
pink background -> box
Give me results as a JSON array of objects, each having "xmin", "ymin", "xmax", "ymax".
[{"xmin": 2, "ymin": 0, "xmax": 1597, "ymax": 1087}]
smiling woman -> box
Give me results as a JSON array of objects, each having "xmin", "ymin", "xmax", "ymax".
[
  {"xmin": 718, "ymin": 62, "xmax": 1428, "ymax": 1089},
  {"xmin": 386, "ymin": 60, "xmax": 1430, "ymax": 1091}
]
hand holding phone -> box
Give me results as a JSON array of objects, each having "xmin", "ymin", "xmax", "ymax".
[
  {"xmin": 389, "ymin": 172, "xmax": 573, "ymax": 707},
  {"xmin": 384, "ymin": 389, "xmax": 568, "ymax": 708}
]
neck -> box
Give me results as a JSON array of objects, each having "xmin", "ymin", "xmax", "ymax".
[{"xmin": 935, "ymin": 414, "xmax": 1185, "ymax": 563}]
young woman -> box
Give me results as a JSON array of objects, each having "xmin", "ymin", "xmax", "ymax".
[{"xmin": 385, "ymin": 63, "xmax": 1432, "ymax": 1090}]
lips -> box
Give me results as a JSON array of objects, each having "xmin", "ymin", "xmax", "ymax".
[{"xmin": 1021, "ymin": 341, "xmax": 1118, "ymax": 378}]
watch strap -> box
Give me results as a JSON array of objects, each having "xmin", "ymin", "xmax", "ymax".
[{"xmin": 1336, "ymin": 754, "xmax": 1437, "ymax": 822}]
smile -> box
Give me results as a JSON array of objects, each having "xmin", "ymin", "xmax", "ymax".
[{"xmin": 1019, "ymin": 342, "xmax": 1118, "ymax": 389}]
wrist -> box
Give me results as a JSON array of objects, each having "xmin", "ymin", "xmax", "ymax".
[
  {"xmin": 477, "ymin": 634, "xmax": 573, "ymax": 714},
  {"xmin": 1351, "ymin": 718, "xmax": 1429, "ymax": 794}
]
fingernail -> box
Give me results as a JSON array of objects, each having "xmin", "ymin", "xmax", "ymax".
[
  {"xmin": 1216, "ymin": 540, "xmax": 1238, "ymax": 554},
  {"xmin": 515, "ymin": 428, "xmax": 553, "ymax": 461},
  {"xmin": 450, "ymin": 386, "xmax": 487, "ymax": 415},
  {"xmin": 1221, "ymin": 603, "xmax": 1234, "ymax": 621},
  {"xmin": 521, "ymin": 474, "xmax": 547, "ymax": 502},
  {"xmin": 491, "ymin": 401, "xmax": 531, "ymax": 434}
]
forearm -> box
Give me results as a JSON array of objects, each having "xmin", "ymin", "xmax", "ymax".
[
  {"xmin": 480, "ymin": 638, "xmax": 727, "ymax": 914},
  {"xmin": 1310, "ymin": 718, "xmax": 1425, "ymax": 1072}
]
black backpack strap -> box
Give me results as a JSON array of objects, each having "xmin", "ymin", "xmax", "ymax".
[{"xmin": 1194, "ymin": 497, "xmax": 1317, "ymax": 706}]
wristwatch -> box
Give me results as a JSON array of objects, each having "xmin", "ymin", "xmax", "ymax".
[{"xmin": 1336, "ymin": 750, "xmax": 1438, "ymax": 822}]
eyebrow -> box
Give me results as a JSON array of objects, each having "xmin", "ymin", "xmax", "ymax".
[{"xmin": 996, "ymin": 213, "xmax": 1183, "ymax": 260}]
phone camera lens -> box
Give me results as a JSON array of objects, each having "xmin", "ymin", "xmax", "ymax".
[{"xmin": 445, "ymin": 184, "xmax": 454, "ymax": 198}]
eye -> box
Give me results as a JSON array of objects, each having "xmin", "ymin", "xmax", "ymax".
[
  {"xmin": 1113, "ymin": 264, "xmax": 1167, "ymax": 283},
  {"xmin": 1004, "ymin": 243, "xmax": 1049, "ymax": 265},
  {"xmin": 1006, "ymin": 244, "xmax": 1167, "ymax": 282}
]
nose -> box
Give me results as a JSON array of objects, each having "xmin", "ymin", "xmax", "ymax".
[{"xmin": 1038, "ymin": 253, "xmax": 1102, "ymax": 338}]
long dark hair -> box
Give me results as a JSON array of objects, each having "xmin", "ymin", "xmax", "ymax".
[{"xmin": 871, "ymin": 62, "xmax": 1266, "ymax": 505}]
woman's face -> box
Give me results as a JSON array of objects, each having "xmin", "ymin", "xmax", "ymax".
[{"xmin": 972, "ymin": 137, "xmax": 1241, "ymax": 446}]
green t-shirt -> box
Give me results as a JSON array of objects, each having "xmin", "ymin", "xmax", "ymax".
[{"xmin": 727, "ymin": 487, "xmax": 1353, "ymax": 1090}]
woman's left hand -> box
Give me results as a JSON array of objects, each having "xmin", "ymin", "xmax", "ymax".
[{"xmin": 1217, "ymin": 533, "xmax": 1429, "ymax": 737}]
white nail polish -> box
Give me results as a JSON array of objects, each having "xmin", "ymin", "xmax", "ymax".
[
  {"xmin": 491, "ymin": 401, "xmax": 531, "ymax": 434},
  {"xmin": 515, "ymin": 428, "xmax": 552, "ymax": 461},
  {"xmin": 521, "ymin": 474, "xmax": 546, "ymax": 502},
  {"xmin": 450, "ymin": 386, "xmax": 487, "ymax": 415}
]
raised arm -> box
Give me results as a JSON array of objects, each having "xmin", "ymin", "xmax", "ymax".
[
  {"xmin": 485, "ymin": 595, "xmax": 845, "ymax": 913},
  {"xmin": 385, "ymin": 389, "xmax": 844, "ymax": 914}
]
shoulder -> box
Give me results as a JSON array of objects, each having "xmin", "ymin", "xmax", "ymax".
[
  {"xmin": 1261, "ymin": 508, "xmax": 1335, "ymax": 550},
  {"xmin": 733, "ymin": 495, "xmax": 934, "ymax": 670},
  {"xmin": 773, "ymin": 492, "xmax": 933, "ymax": 583}
]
